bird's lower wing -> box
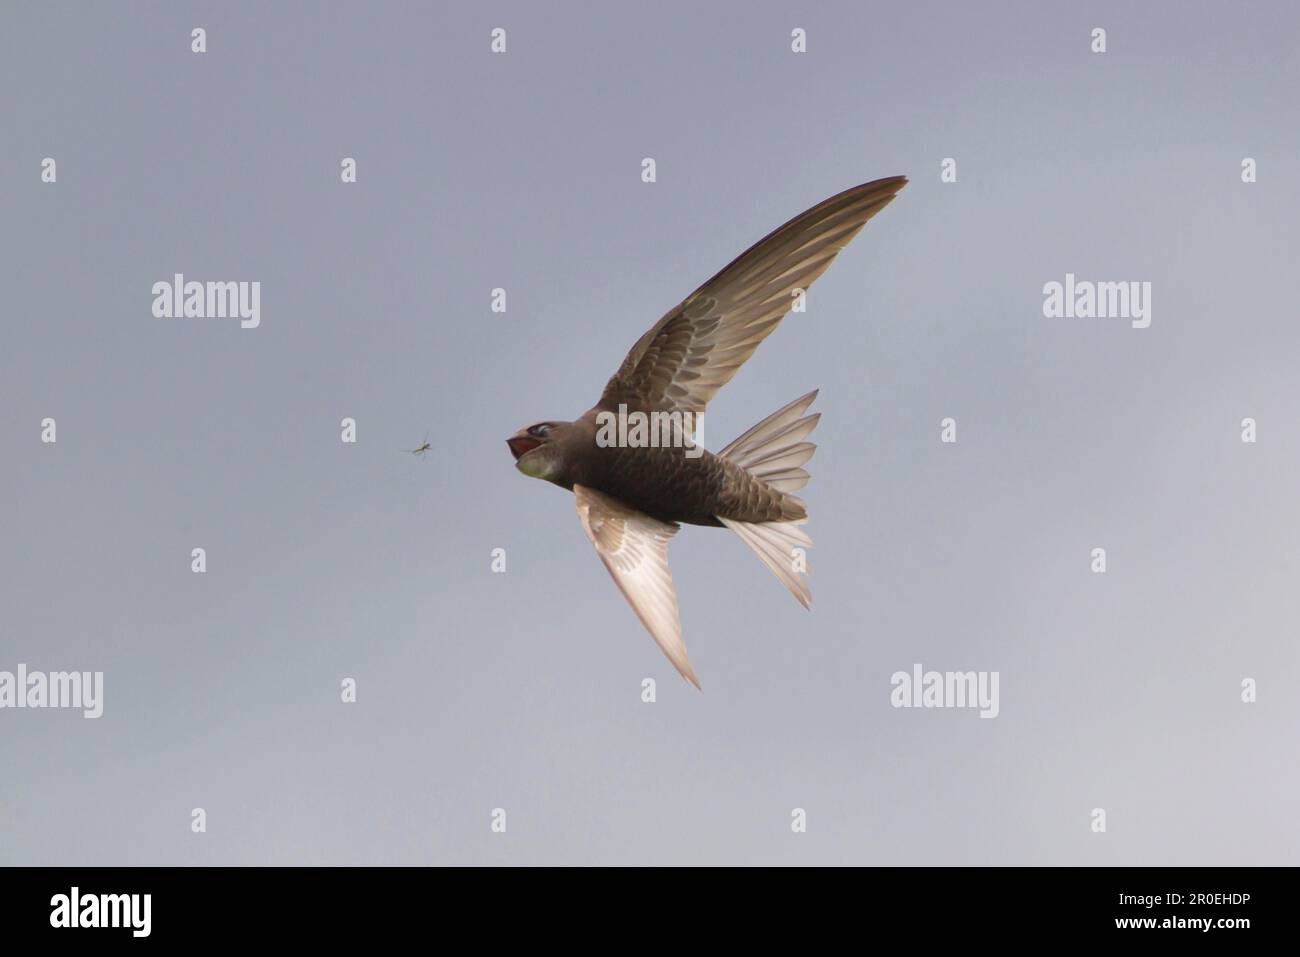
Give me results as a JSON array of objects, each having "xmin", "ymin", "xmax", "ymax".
[{"xmin": 573, "ymin": 484, "xmax": 698, "ymax": 689}]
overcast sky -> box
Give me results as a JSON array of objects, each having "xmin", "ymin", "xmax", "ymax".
[{"xmin": 2, "ymin": 0, "xmax": 1297, "ymax": 865}]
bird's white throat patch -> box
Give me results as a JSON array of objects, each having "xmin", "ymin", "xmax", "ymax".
[{"xmin": 515, "ymin": 450, "xmax": 555, "ymax": 480}]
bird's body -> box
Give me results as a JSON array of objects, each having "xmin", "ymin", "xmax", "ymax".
[
  {"xmin": 507, "ymin": 176, "xmax": 908, "ymax": 687},
  {"xmin": 543, "ymin": 410, "xmax": 797, "ymax": 527}
]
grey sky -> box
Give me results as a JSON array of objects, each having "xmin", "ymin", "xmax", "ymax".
[{"xmin": 1, "ymin": 1, "xmax": 1297, "ymax": 865}]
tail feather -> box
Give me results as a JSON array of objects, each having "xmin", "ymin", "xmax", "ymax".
[
  {"xmin": 719, "ymin": 390, "xmax": 819, "ymax": 467},
  {"xmin": 758, "ymin": 467, "xmax": 810, "ymax": 493},
  {"xmin": 744, "ymin": 441, "xmax": 816, "ymax": 473},
  {"xmin": 718, "ymin": 517, "xmax": 812, "ymax": 609},
  {"xmin": 718, "ymin": 391, "xmax": 819, "ymax": 607}
]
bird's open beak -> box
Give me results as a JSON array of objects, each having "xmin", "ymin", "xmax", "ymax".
[{"xmin": 507, "ymin": 435, "xmax": 541, "ymax": 460}]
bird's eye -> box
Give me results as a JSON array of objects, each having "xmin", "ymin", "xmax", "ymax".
[{"xmin": 528, "ymin": 423, "xmax": 552, "ymax": 438}]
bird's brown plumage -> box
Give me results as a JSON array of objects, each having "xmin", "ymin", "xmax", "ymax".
[{"xmin": 510, "ymin": 176, "xmax": 908, "ymax": 685}]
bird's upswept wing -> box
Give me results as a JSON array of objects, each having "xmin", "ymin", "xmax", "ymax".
[
  {"xmin": 573, "ymin": 484, "xmax": 698, "ymax": 688},
  {"xmin": 599, "ymin": 176, "xmax": 908, "ymax": 416}
]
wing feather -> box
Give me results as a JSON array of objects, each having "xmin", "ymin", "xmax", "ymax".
[
  {"xmin": 573, "ymin": 484, "xmax": 699, "ymax": 688},
  {"xmin": 599, "ymin": 176, "xmax": 907, "ymax": 414}
]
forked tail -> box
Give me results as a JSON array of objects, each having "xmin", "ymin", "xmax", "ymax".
[{"xmin": 717, "ymin": 391, "xmax": 819, "ymax": 608}]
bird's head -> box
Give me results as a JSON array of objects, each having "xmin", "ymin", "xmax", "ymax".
[{"xmin": 507, "ymin": 420, "xmax": 579, "ymax": 485}]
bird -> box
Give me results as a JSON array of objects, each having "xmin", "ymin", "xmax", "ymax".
[{"xmin": 506, "ymin": 176, "xmax": 907, "ymax": 688}]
